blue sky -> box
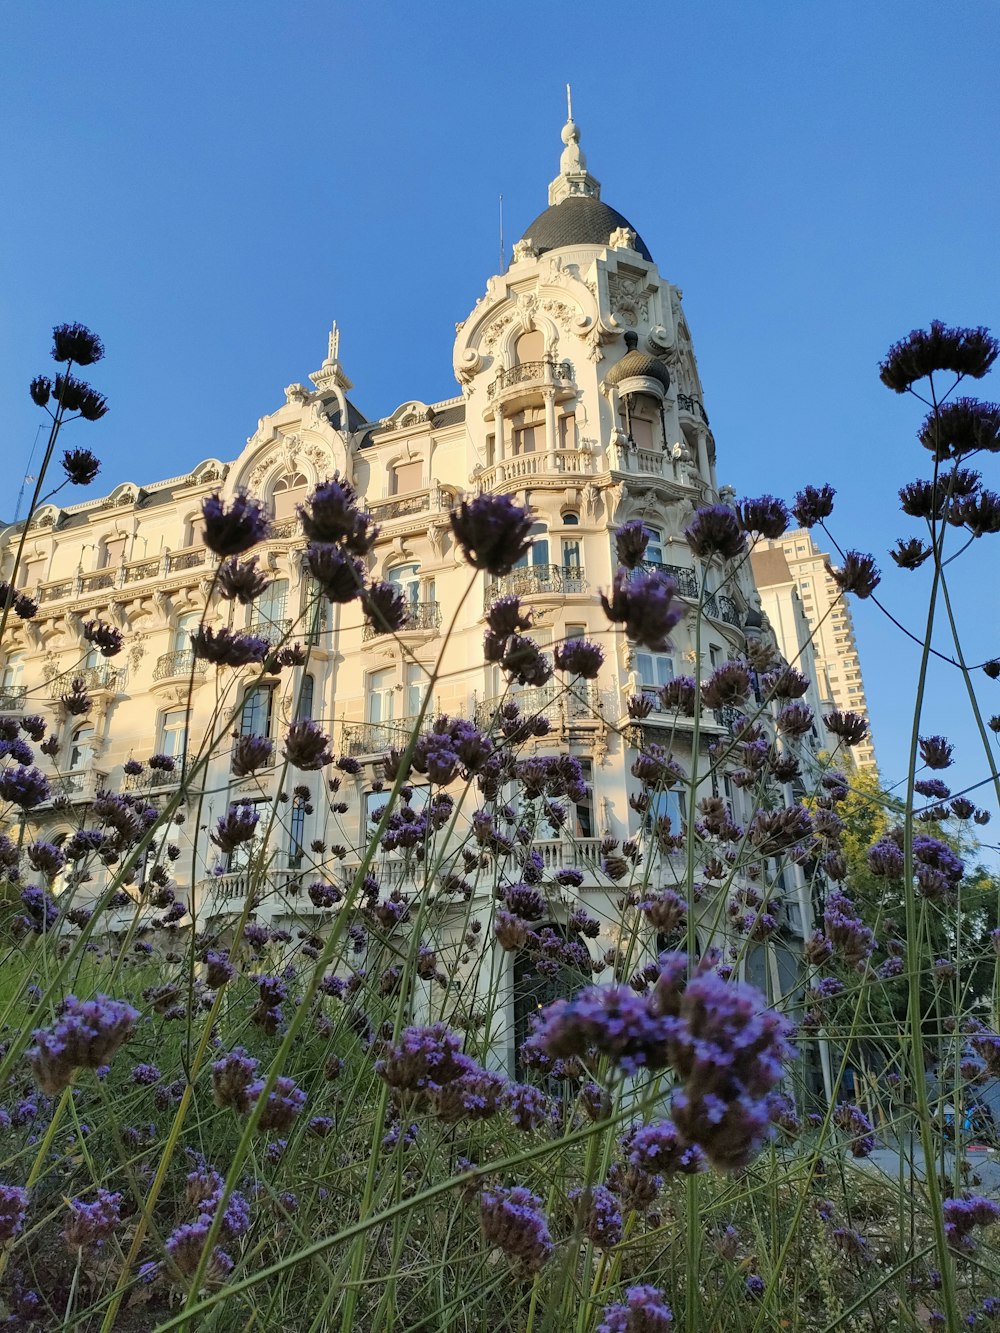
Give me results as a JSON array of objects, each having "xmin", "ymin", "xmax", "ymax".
[{"xmin": 2, "ymin": 1, "xmax": 999, "ymax": 846}]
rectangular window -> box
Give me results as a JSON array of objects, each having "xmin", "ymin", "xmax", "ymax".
[
  {"xmin": 367, "ymin": 669, "xmax": 396, "ymax": 724},
  {"xmin": 514, "ymin": 426, "xmax": 536, "ymax": 455},
  {"xmin": 393, "ymin": 461, "xmax": 422, "ymax": 494},
  {"xmin": 631, "ymin": 418, "xmax": 654, "ymax": 451},
  {"xmin": 288, "ymin": 800, "xmax": 306, "ymax": 869},
  {"xmin": 636, "ymin": 652, "xmax": 674, "ymax": 689},
  {"xmin": 239, "ymin": 685, "xmax": 274, "ymax": 738},
  {"xmin": 562, "ymin": 539, "xmax": 582, "ymax": 573},
  {"xmin": 650, "ymin": 787, "xmax": 683, "ymax": 831},
  {"xmin": 159, "ymin": 708, "xmax": 188, "ymax": 758},
  {"xmin": 574, "ymin": 759, "xmax": 594, "ymax": 839},
  {"xmin": 642, "ymin": 527, "xmax": 664, "ymax": 565},
  {"xmin": 20, "ymin": 558, "xmax": 45, "ymax": 589},
  {"xmin": 249, "ymin": 579, "xmax": 289, "ymax": 636},
  {"xmin": 104, "ymin": 538, "xmax": 127, "ymax": 569},
  {"xmin": 559, "ymin": 415, "xmax": 576, "ymax": 449},
  {"xmin": 404, "ymin": 662, "xmax": 425, "ymax": 719}
]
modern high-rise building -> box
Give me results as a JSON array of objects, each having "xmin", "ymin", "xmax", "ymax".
[
  {"xmin": 753, "ymin": 530, "xmax": 877, "ymax": 770},
  {"xmin": 0, "ymin": 110, "xmax": 829, "ymax": 1070}
]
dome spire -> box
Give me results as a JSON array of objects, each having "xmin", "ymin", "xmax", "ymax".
[{"xmin": 549, "ymin": 87, "xmax": 601, "ymax": 206}]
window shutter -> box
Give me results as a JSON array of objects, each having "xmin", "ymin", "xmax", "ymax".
[{"xmin": 393, "ymin": 462, "xmax": 423, "ymax": 495}]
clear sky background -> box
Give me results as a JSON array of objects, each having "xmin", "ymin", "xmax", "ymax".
[{"xmin": 2, "ymin": 2, "xmax": 998, "ymax": 855}]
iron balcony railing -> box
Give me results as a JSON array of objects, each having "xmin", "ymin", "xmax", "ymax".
[
  {"xmin": 167, "ymin": 547, "xmax": 207, "ymax": 573},
  {"xmin": 625, "ymin": 561, "xmax": 699, "ymax": 598},
  {"xmin": 474, "ymin": 681, "xmax": 602, "ymax": 730},
  {"xmin": 153, "ymin": 649, "xmax": 208, "ymax": 682},
  {"xmin": 0, "ymin": 686, "xmax": 26, "ymax": 711},
  {"xmin": 676, "ymin": 392, "xmax": 710, "ymax": 426},
  {"xmin": 246, "ymin": 617, "xmax": 294, "ymax": 645},
  {"xmin": 362, "ymin": 600, "xmax": 442, "ymax": 641},
  {"xmin": 341, "ymin": 714, "xmax": 438, "ymax": 757},
  {"xmin": 704, "ymin": 593, "xmax": 741, "ymax": 626},
  {"xmin": 486, "ymin": 564, "xmax": 588, "ymax": 601},
  {"xmin": 48, "ymin": 664, "xmax": 125, "ymax": 699},
  {"xmin": 486, "ymin": 359, "xmax": 574, "ymax": 401}
]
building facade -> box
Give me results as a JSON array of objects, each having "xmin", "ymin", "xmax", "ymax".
[
  {"xmin": 0, "ymin": 112, "xmax": 831, "ymax": 1072},
  {"xmin": 754, "ymin": 530, "xmax": 877, "ymax": 771}
]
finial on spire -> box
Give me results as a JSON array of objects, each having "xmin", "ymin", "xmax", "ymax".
[
  {"xmin": 328, "ymin": 319, "xmax": 341, "ymax": 363},
  {"xmin": 548, "ymin": 87, "xmax": 601, "ymax": 206}
]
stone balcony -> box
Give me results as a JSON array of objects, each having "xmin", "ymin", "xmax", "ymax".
[
  {"xmin": 474, "ymin": 447, "xmax": 592, "ymax": 493},
  {"xmin": 46, "ymin": 767, "xmax": 108, "ymax": 803},
  {"xmin": 474, "ymin": 680, "xmax": 604, "ymax": 731},
  {"xmin": 48, "ymin": 664, "xmax": 126, "ymax": 701}
]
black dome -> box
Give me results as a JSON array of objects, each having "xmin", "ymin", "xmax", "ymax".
[{"xmin": 519, "ymin": 195, "xmax": 653, "ymax": 262}]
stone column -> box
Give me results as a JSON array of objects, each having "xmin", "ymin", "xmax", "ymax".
[
  {"xmin": 493, "ymin": 405, "xmax": 505, "ymax": 470},
  {"xmin": 542, "ymin": 386, "xmax": 558, "ymax": 470},
  {"xmin": 695, "ymin": 428, "xmax": 711, "ymax": 485}
]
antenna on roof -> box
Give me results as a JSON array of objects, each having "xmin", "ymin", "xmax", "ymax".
[
  {"xmin": 499, "ymin": 193, "xmax": 504, "ymax": 272},
  {"xmin": 13, "ymin": 424, "xmax": 43, "ymax": 524}
]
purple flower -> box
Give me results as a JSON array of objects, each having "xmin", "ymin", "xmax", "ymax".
[
  {"xmin": 63, "ymin": 1189, "xmax": 122, "ymax": 1250},
  {"xmin": 919, "ymin": 735, "xmax": 954, "ymax": 770},
  {"xmin": 363, "ymin": 580, "xmax": 409, "ymax": 635},
  {"xmin": 299, "ymin": 474, "xmax": 377, "ymax": 555},
  {"xmin": 62, "ymin": 448, "xmax": 101, "ymax": 486},
  {"xmin": 571, "ymin": 1184, "xmax": 622, "ymax": 1248},
  {"xmin": 824, "ymin": 710, "xmax": 870, "ymax": 746},
  {"xmin": 306, "ymin": 542, "xmax": 366, "ymax": 602},
  {"xmin": 210, "ymin": 802, "xmax": 260, "ymax": 854},
  {"xmin": 665, "ymin": 969, "xmax": 794, "ymax": 1170},
  {"xmin": 217, "ymin": 555, "xmax": 269, "ymax": 604},
  {"xmin": 165, "ymin": 1218, "xmax": 233, "ymax": 1284},
  {"xmin": 792, "ymin": 484, "xmax": 835, "ymax": 529},
  {"xmin": 376, "ymin": 1023, "xmax": 471, "ymax": 1091},
  {"xmin": 955, "ymin": 489, "xmax": 1000, "ymax": 537},
  {"xmin": 0, "ymin": 1185, "xmax": 29, "ymax": 1243},
  {"xmin": 867, "ymin": 839, "xmax": 904, "ymax": 878},
  {"xmin": 82, "ymin": 618, "xmax": 123, "ymax": 657},
  {"xmin": 249, "ymin": 1075, "xmax": 306, "ymax": 1132},
  {"xmin": 53, "ymin": 373, "xmax": 108, "ymax": 419},
  {"xmin": 601, "ymin": 569, "xmax": 682, "ymax": 653},
  {"xmin": 503, "ymin": 1082, "xmax": 550, "ymax": 1132},
  {"xmin": 879, "ymin": 321, "xmax": 1000, "ymax": 393},
  {"xmin": 525, "ymin": 984, "xmax": 670, "ymax": 1076},
  {"xmin": 26, "ymin": 841, "xmax": 66, "ymax": 878},
  {"xmin": 52, "ymin": 323, "xmax": 104, "ymax": 365},
  {"xmin": 900, "ymin": 479, "xmax": 945, "ymax": 519},
  {"xmin": 203, "ymin": 949, "xmax": 235, "ymax": 988},
  {"xmin": 833, "ymin": 1103, "xmax": 876, "ymax": 1157},
  {"xmin": 943, "ymin": 1195, "xmax": 1000, "ymax": 1254},
  {"xmin": 598, "ymin": 1285, "xmax": 673, "ymax": 1332},
  {"xmin": 0, "ymin": 765, "xmax": 51, "ymax": 809},
  {"xmin": 500, "ymin": 634, "xmax": 553, "ymax": 686},
  {"xmin": 29, "ymin": 994, "xmax": 140, "ymax": 1094},
  {"xmin": 554, "ymin": 638, "xmax": 604, "ymax": 679},
  {"xmin": 282, "ymin": 719, "xmax": 334, "ymax": 770},
  {"xmin": 30, "ymin": 375, "xmax": 51, "ymax": 406},
  {"xmin": 684, "ymin": 505, "xmax": 746, "ymax": 561},
  {"xmin": 211, "ymin": 1048, "xmax": 259, "ymax": 1114},
  {"xmin": 701, "ymin": 660, "xmax": 752, "ymax": 709},
  {"xmin": 615, "ymin": 520, "xmax": 650, "ymax": 569},
  {"xmin": 192, "ymin": 626, "xmax": 270, "ymax": 666},
  {"xmin": 231, "ymin": 733, "xmax": 274, "ymax": 777},
  {"xmin": 628, "ymin": 1119, "xmax": 705, "ymax": 1175},
  {"xmin": 131, "ymin": 1063, "xmax": 161, "ymax": 1085},
  {"xmin": 737, "ymin": 495, "xmax": 789, "ymax": 539},
  {"xmin": 487, "ymin": 595, "xmax": 532, "ymax": 636},
  {"xmin": 891, "ymin": 537, "xmax": 931, "ymax": 570},
  {"xmin": 479, "ymin": 1185, "xmax": 553, "ymax": 1274},
  {"xmin": 920, "ymin": 398, "xmax": 1000, "ymax": 460},
  {"xmin": 824, "ymin": 891, "xmax": 875, "ymax": 967},
  {"xmin": 825, "ymin": 551, "xmax": 880, "ymax": 599},
  {"xmin": 20, "ymin": 884, "xmax": 59, "ymax": 931},
  {"xmin": 201, "ymin": 490, "xmax": 269, "ymax": 555},
  {"xmin": 450, "ymin": 494, "xmax": 533, "ymax": 575}
]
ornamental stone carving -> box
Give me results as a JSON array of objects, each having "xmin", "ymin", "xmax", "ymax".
[{"xmin": 609, "ymin": 225, "xmax": 638, "ymax": 251}]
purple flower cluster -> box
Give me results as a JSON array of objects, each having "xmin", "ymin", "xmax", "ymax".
[
  {"xmin": 601, "ymin": 569, "xmax": 682, "ymax": 653},
  {"xmin": 943, "ymin": 1195, "xmax": 1000, "ymax": 1254},
  {"xmin": 202, "ymin": 491, "xmax": 269, "ymax": 555},
  {"xmin": 823, "ymin": 892, "xmax": 875, "ymax": 968},
  {"xmin": 63, "ymin": 1189, "xmax": 122, "ymax": 1250},
  {"xmin": 524, "ymin": 984, "xmax": 671, "ymax": 1077},
  {"xmin": 451, "ymin": 494, "xmax": 534, "ymax": 575},
  {"xmin": 375, "ymin": 1023, "xmax": 470, "ymax": 1092},
  {"xmin": 833, "ymin": 1104, "xmax": 876, "ymax": 1157},
  {"xmin": 299, "ymin": 474, "xmax": 378, "ymax": 554},
  {"xmin": 571, "ymin": 1184, "xmax": 622, "ymax": 1248},
  {"xmin": 29, "ymin": 994, "xmax": 140, "ymax": 1094},
  {"xmin": 598, "ymin": 1285, "xmax": 673, "ymax": 1332},
  {"xmin": 0, "ymin": 1185, "xmax": 29, "ymax": 1243},
  {"xmin": 479, "ymin": 1185, "xmax": 553, "ymax": 1274},
  {"xmin": 210, "ymin": 802, "xmax": 260, "ymax": 854},
  {"xmin": 282, "ymin": 719, "xmax": 334, "ymax": 770},
  {"xmin": 628, "ymin": 1119, "xmax": 706, "ymax": 1175},
  {"xmin": 685, "ymin": 505, "xmax": 746, "ymax": 560},
  {"xmin": 192, "ymin": 626, "xmax": 270, "ymax": 667}
]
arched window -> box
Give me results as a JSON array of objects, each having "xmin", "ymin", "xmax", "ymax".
[
  {"xmin": 239, "ymin": 683, "xmax": 275, "ymax": 739},
  {"xmin": 387, "ymin": 563, "xmax": 421, "ymax": 608},
  {"xmin": 181, "ymin": 514, "xmax": 201, "ymax": 549},
  {"xmin": 515, "ymin": 330, "xmax": 545, "ymax": 365},
  {"xmin": 69, "ymin": 725, "xmax": 95, "ymax": 772},
  {"xmin": 1, "ymin": 654, "xmax": 25, "ymax": 691},
  {"xmin": 272, "ymin": 473, "xmax": 309, "ymax": 521},
  {"xmin": 561, "ymin": 511, "xmax": 580, "ymax": 526},
  {"xmin": 248, "ymin": 580, "xmax": 289, "ymax": 637},
  {"xmin": 173, "ymin": 611, "xmax": 201, "ymax": 656}
]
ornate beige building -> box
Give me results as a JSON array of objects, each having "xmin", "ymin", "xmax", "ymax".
[{"xmin": 0, "ymin": 111, "xmax": 832, "ymax": 1065}]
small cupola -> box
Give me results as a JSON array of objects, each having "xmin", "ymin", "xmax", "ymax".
[{"xmin": 603, "ymin": 331, "xmax": 671, "ymax": 402}]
